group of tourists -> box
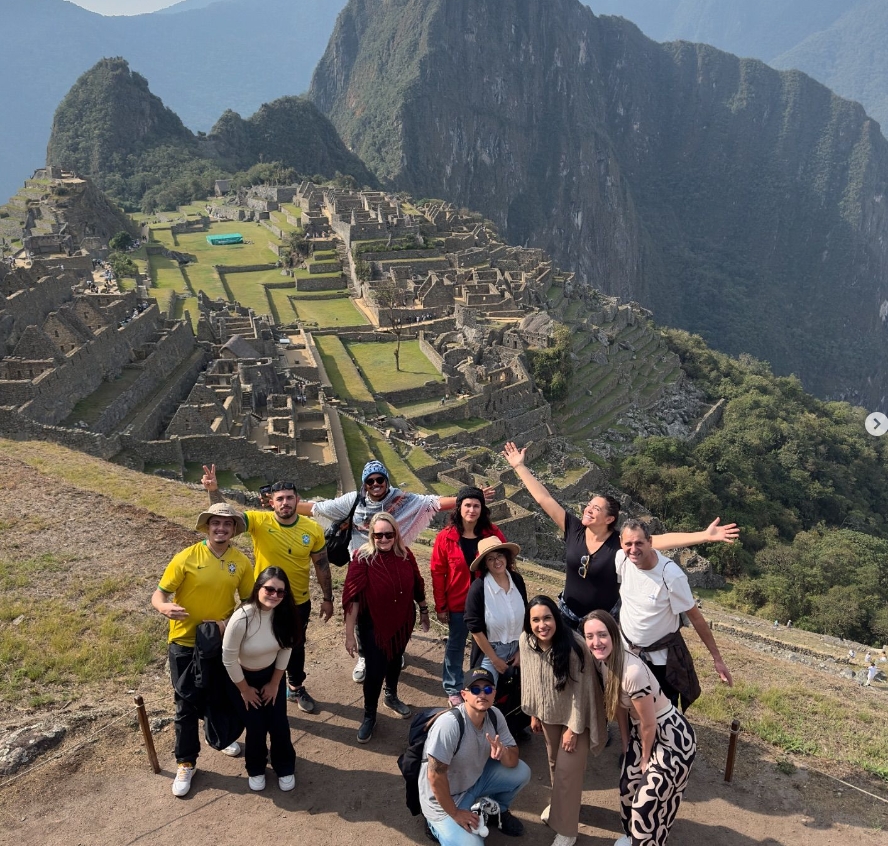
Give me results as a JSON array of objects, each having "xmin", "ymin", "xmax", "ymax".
[{"xmin": 152, "ymin": 446, "xmax": 739, "ymax": 846}]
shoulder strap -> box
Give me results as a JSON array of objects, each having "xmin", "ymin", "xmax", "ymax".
[{"xmin": 422, "ymin": 708, "xmax": 466, "ymax": 762}]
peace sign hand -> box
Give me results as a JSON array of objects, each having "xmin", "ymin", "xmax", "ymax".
[
  {"xmin": 201, "ymin": 464, "xmax": 218, "ymax": 492},
  {"xmin": 486, "ymin": 733, "xmax": 504, "ymax": 761}
]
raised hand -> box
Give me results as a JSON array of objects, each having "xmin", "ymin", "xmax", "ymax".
[
  {"xmin": 481, "ymin": 484, "xmax": 497, "ymax": 503},
  {"xmin": 502, "ymin": 441, "xmax": 526, "ymax": 469},
  {"xmin": 201, "ymin": 464, "xmax": 218, "ymax": 491},
  {"xmin": 486, "ymin": 733, "xmax": 504, "ymax": 761},
  {"xmin": 705, "ymin": 517, "xmax": 739, "ymax": 544}
]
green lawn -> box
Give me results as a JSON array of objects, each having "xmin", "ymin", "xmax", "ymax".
[
  {"xmin": 270, "ymin": 212, "xmax": 301, "ymax": 234},
  {"xmin": 314, "ymin": 335, "xmax": 374, "ymax": 404},
  {"xmin": 346, "ymin": 340, "xmax": 443, "ymax": 393},
  {"xmin": 394, "ymin": 395, "xmax": 469, "ymax": 419},
  {"xmin": 173, "ymin": 296, "xmax": 200, "ymax": 328},
  {"xmin": 291, "ymin": 295, "xmax": 368, "ymax": 328},
  {"xmin": 172, "ymin": 221, "xmax": 281, "ymax": 266},
  {"xmin": 148, "ymin": 254, "xmax": 186, "ymax": 289},
  {"xmin": 419, "ymin": 417, "xmax": 489, "ymax": 438},
  {"xmin": 280, "ymin": 204, "xmax": 302, "ymax": 219},
  {"xmin": 267, "ymin": 289, "xmax": 296, "ymax": 324},
  {"xmin": 340, "ymin": 416, "xmax": 373, "ymax": 484},
  {"xmin": 222, "ymin": 270, "xmax": 289, "ymax": 315}
]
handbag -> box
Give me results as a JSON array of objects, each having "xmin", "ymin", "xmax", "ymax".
[{"xmin": 325, "ymin": 492, "xmax": 362, "ymax": 567}]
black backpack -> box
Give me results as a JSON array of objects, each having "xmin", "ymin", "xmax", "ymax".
[{"xmin": 397, "ymin": 706, "xmax": 499, "ymax": 816}]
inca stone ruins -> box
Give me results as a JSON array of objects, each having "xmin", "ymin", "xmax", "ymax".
[{"xmin": 0, "ymin": 170, "xmax": 714, "ymax": 558}]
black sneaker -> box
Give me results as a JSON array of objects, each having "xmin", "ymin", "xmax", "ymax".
[
  {"xmin": 357, "ymin": 715, "xmax": 376, "ymax": 743},
  {"xmin": 497, "ymin": 810, "xmax": 524, "ymax": 837},
  {"xmin": 424, "ymin": 822, "xmax": 439, "ymax": 842},
  {"xmin": 383, "ymin": 691, "xmax": 411, "ymax": 718}
]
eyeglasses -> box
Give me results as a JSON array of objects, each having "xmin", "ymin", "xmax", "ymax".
[
  {"xmin": 271, "ymin": 481, "xmax": 297, "ymax": 492},
  {"xmin": 372, "ymin": 531, "xmax": 395, "ymax": 540},
  {"xmin": 468, "ymin": 685, "xmax": 494, "ymax": 696},
  {"xmin": 578, "ymin": 554, "xmax": 590, "ymax": 579},
  {"xmin": 261, "ymin": 585, "xmax": 287, "ymax": 597},
  {"xmin": 365, "ymin": 476, "xmax": 387, "ymax": 486}
]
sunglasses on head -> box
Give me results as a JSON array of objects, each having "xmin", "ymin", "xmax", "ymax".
[
  {"xmin": 468, "ymin": 685, "xmax": 494, "ymax": 696},
  {"xmin": 261, "ymin": 585, "xmax": 287, "ymax": 597},
  {"xmin": 372, "ymin": 531, "xmax": 395, "ymax": 539},
  {"xmin": 259, "ymin": 485, "xmax": 272, "ymax": 496},
  {"xmin": 271, "ymin": 481, "xmax": 297, "ymax": 492},
  {"xmin": 365, "ymin": 476, "xmax": 387, "ymax": 486}
]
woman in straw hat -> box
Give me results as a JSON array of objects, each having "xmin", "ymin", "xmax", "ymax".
[{"xmin": 464, "ymin": 536, "xmax": 527, "ymax": 684}]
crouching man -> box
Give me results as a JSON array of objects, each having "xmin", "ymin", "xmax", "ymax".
[{"xmin": 421, "ymin": 667, "xmax": 531, "ymax": 845}]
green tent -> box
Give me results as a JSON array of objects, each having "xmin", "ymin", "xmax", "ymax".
[{"xmin": 206, "ymin": 233, "xmax": 243, "ymax": 245}]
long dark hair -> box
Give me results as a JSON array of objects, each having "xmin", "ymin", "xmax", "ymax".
[
  {"xmin": 448, "ymin": 490, "xmax": 494, "ymax": 537},
  {"xmin": 524, "ymin": 594, "xmax": 585, "ymax": 691},
  {"xmin": 244, "ymin": 566, "xmax": 303, "ymax": 649}
]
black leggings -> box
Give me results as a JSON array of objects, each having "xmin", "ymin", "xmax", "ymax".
[{"xmin": 358, "ymin": 617, "xmax": 409, "ymax": 718}]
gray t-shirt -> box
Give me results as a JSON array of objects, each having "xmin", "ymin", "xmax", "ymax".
[{"xmin": 418, "ymin": 704, "xmax": 516, "ymax": 822}]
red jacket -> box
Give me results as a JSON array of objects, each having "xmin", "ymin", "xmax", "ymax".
[{"xmin": 430, "ymin": 524, "xmax": 506, "ymax": 614}]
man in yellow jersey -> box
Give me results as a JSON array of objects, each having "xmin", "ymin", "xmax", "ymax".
[
  {"xmin": 202, "ymin": 465, "xmax": 332, "ymax": 714},
  {"xmin": 151, "ymin": 503, "xmax": 254, "ymax": 798}
]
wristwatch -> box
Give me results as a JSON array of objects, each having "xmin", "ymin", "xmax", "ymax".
[{"xmin": 323, "ymin": 595, "xmax": 334, "ymax": 603}]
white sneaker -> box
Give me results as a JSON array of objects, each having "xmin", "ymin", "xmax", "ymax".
[
  {"xmin": 278, "ymin": 774, "xmax": 296, "ymax": 791},
  {"xmin": 353, "ymin": 656, "xmax": 366, "ymax": 683},
  {"xmin": 248, "ymin": 774, "xmax": 266, "ymax": 791},
  {"xmin": 172, "ymin": 763, "xmax": 196, "ymax": 797},
  {"xmin": 551, "ymin": 835, "xmax": 577, "ymax": 846},
  {"xmin": 540, "ymin": 804, "xmax": 550, "ymax": 825},
  {"xmin": 614, "ymin": 837, "xmax": 632, "ymax": 846},
  {"xmin": 220, "ymin": 741, "xmax": 241, "ymax": 757}
]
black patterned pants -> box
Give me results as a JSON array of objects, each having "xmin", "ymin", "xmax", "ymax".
[{"xmin": 620, "ymin": 708, "xmax": 696, "ymax": 845}]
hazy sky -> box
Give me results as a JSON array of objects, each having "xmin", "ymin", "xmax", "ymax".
[{"xmin": 70, "ymin": 0, "xmax": 179, "ymax": 14}]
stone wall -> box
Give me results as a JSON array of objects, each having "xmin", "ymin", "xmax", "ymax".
[
  {"xmin": 0, "ymin": 407, "xmax": 120, "ymax": 459},
  {"xmin": 0, "ymin": 273, "xmax": 73, "ymax": 353},
  {"xmin": 378, "ymin": 381, "xmax": 447, "ymax": 406},
  {"xmin": 309, "ymin": 261, "xmax": 341, "ymax": 275},
  {"xmin": 123, "ymin": 349, "xmax": 208, "ymax": 441},
  {"xmin": 17, "ymin": 305, "xmax": 162, "ymax": 424},
  {"xmin": 91, "ymin": 321, "xmax": 198, "ymax": 435},
  {"xmin": 176, "ymin": 434, "xmax": 338, "ymax": 485},
  {"xmin": 295, "ymin": 275, "xmax": 346, "ymax": 292},
  {"xmin": 418, "ymin": 333, "xmax": 445, "ymax": 375},
  {"xmin": 119, "ymin": 434, "xmax": 183, "ymax": 467},
  {"xmin": 215, "ymin": 264, "xmax": 277, "ymax": 274}
]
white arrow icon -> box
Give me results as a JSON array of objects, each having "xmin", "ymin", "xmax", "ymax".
[{"xmin": 865, "ymin": 412, "xmax": 888, "ymax": 436}]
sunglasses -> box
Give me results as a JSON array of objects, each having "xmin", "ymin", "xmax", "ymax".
[
  {"xmin": 579, "ymin": 554, "xmax": 590, "ymax": 579},
  {"xmin": 372, "ymin": 531, "xmax": 395, "ymax": 540},
  {"xmin": 365, "ymin": 476, "xmax": 387, "ymax": 486},
  {"xmin": 271, "ymin": 481, "xmax": 297, "ymax": 492},
  {"xmin": 259, "ymin": 485, "xmax": 272, "ymax": 496},
  {"xmin": 261, "ymin": 585, "xmax": 287, "ymax": 597},
  {"xmin": 468, "ymin": 685, "xmax": 494, "ymax": 696}
]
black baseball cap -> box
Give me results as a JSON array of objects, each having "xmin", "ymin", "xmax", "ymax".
[{"xmin": 463, "ymin": 666, "xmax": 496, "ymax": 689}]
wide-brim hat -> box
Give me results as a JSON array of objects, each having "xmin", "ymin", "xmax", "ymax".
[
  {"xmin": 195, "ymin": 502, "xmax": 246, "ymax": 536},
  {"xmin": 469, "ymin": 535, "xmax": 520, "ymax": 571}
]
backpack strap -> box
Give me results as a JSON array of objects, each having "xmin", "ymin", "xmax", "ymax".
[{"xmin": 422, "ymin": 707, "xmax": 466, "ymax": 763}]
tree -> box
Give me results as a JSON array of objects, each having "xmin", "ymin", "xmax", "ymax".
[
  {"xmin": 109, "ymin": 231, "xmax": 133, "ymax": 251},
  {"xmin": 374, "ymin": 277, "xmax": 405, "ymax": 371},
  {"xmin": 107, "ymin": 251, "xmax": 138, "ymax": 279}
]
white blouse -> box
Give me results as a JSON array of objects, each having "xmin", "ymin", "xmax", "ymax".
[{"xmin": 483, "ymin": 572, "xmax": 525, "ymax": 644}]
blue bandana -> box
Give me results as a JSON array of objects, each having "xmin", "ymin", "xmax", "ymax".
[{"xmin": 361, "ymin": 460, "xmax": 390, "ymax": 485}]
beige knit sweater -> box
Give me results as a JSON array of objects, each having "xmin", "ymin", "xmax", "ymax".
[{"xmin": 519, "ymin": 630, "xmax": 607, "ymax": 753}]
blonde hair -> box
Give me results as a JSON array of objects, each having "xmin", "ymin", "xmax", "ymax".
[
  {"xmin": 357, "ymin": 512, "xmax": 407, "ymax": 560},
  {"xmin": 581, "ymin": 610, "xmax": 624, "ymax": 721}
]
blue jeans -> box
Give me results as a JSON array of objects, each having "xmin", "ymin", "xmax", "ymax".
[
  {"xmin": 480, "ymin": 640, "xmax": 519, "ymax": 685},
  {"xmin": 443, "ymin": 612, "xmax": 469, "ymax": 696},
  {"xmin": 426, "ymin": 758, "xmax": 531, "ymax": 846}
]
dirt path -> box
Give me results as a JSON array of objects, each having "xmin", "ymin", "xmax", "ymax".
[{"xmin": 2, "ymin": 627, "xmax": 886, "ymax": 846}]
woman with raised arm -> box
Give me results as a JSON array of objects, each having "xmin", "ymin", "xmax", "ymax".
[
  {"xmin": 501, "ymin": 442, "xmax": 739, "ymax": 630},
  {"xmin": 431, "ymin": 486, "xmax": 507, "ymax": 706},
  {"xmin": 520, "ymin": 595, "xmax": 606, "ymax": 846},
  {"xmin": 222, "ymin": 566, "xmax": 300, "ymax": 792},
  {"xmin": 342, "ymin": 512, "xmax": 430, "ymax": 744},
  {"xmin": 583, "ymin": 609, "xmax": 696, "ymax": 846}
]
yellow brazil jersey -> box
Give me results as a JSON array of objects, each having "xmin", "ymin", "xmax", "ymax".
[
  {"xmin": 244, "ymin": 511, "xmax": 326, "ymax": 604},
  {"xmin": 158, "ymin": 540, "xmax": 254, "ymax": 646}
]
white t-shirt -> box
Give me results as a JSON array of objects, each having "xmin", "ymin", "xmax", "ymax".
[
  {"xmin": 483, "ymin": 572, "xmax": 525, "ymax": 644},
  {"xmin": 616, "ymin": 550, "xmax": 695, "ymax": 665}
]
